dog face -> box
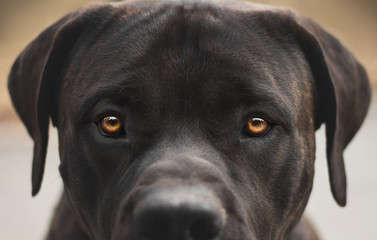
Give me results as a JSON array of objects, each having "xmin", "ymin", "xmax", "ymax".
[
  {"xmin": 8, "ymin": 1, "xmax": 370, "ymax": 239},
  {"xmin": 57, "ymin": 11, "xmax": 317, "ymax": 238}
]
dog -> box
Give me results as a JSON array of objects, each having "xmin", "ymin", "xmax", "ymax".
[{"xmin": 8, "ymin": 0, "xmax": 371, "ymax": 239}]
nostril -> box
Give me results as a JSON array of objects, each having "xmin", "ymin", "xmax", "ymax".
[
  {"xmin": 135, "ymin": 207, "xmax": 171, "ymax": 240},
  {"xmin": 189, "ymin": 213, "xmax": 224, "ymax": 240}
]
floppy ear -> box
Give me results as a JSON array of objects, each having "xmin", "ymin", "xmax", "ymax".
[
  {"xmin": 282, "ymin": 11, "xmax": 371, "ymax": 206},
  {"xmin": 8, "ymin": 3, "xmax": 108, "ymax": 196}
]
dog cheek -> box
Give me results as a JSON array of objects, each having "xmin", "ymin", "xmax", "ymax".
[
  {"xmin": 268, "ymin": 133, "xmax": 315, "ymax": 235},
  {"xmin": 57, "ymin": 129, "xmax": 108, "ymax": 226},
  {"xmin": 58, "ymin": 151, "xmax": 102, "ymax": 233},
  {"xmin": 217, "ymin": 146, "xmax": 276, "ymax": 236},
  {"xmin": 236, "ymin": 131, "xmax": 314, "ymax": 236}
]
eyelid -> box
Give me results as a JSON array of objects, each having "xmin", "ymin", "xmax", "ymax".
[
  {"xmin": 91, "ymin": 103, "xmax": 126, "ymax": 124},
  {"xmin": 242, "ymin": 107, "xmax": 292, "ymax": 130},
  {"xmin": 95, "ymin": 112, "xmax": 123, "ymax": 123},
  {"xmin": 243, "ymin": 111, "xmax": 273, "ymax": 125}
]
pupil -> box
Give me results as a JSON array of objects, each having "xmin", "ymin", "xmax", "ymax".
[
  {"xmin": 108, "ymin": 118, "xmax": 118, "ymax": 126},
  {"xmin": 253, "ymin": 118, "xmax": 263, "ymax": 126}
]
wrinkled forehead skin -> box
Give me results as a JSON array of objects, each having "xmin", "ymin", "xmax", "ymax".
[{"xmin": 58, "ymin": 1, "xmax": 315, "ymax": 124}]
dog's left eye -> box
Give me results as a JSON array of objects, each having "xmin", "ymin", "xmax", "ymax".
[
  {"xmin": 244, "ymin": 117, "xmax": 271, "ymax": 137},
  {"xmin": 97, "ymin": 116, "xmax": 125, "ymax": 137}
]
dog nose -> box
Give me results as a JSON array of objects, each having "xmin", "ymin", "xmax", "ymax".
[{"xmin": 132, "ymin": 186, "xmax": 226, "ymax": 240}]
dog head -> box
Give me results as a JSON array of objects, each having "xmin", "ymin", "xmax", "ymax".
[{"xmin": 8, "ymin": 0, "xmax": 370, "ymax": 239}]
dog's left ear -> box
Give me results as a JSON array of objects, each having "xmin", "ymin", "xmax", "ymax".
[
  {"xmin": 8, "ymin": 3, "xmax": 110, "ymax": 196},
  {"xmin": 280, "ymin": 11, "xmax": 371, "ymax": 206}
]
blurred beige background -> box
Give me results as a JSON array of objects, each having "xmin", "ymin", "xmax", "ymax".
[
  {"xmin": 0, "ymin": 0, "xmax": 376, "ymax": 240},
  {"xmin": 0, "ymin": 0, "xmax": 376, "ymax": 121}
]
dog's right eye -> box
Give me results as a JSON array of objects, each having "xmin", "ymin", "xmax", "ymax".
[
  {"xmin": 96, "ymin": 116, "xmax": 125, "ymax": 137},
  {"xmin": 243, "ymin": 117, "xmax": 271, "ymax": 137}
]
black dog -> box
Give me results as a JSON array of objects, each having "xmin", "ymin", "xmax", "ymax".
[{"xmin": 8, "ymin": 0, "xmax": 371, "ymax": 239}]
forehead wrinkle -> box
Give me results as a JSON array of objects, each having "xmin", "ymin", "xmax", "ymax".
[
  {"xmin": 245, "ymin": 90, "xmax": 294, "ymax": 123},
  {"xmin": 73, "ymin": 80, "xmax": 140, "ymax": 122},
  {"xmin": 237, "ymin": 72, "xmax": 296, "ymax": 124}
]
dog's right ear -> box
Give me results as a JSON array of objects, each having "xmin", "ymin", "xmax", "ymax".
[{"xmin": 8, "ymin": 3, "xmax": 110, "ymax": 196}]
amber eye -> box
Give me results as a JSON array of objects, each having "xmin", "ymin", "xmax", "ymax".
[
  {"xmin": 97, "ymin": 116, "xmax": 124, "ymax": 137},
  {"xmin": 245, "ymin": 117, "xmax": 270, "ymax": 137}
]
